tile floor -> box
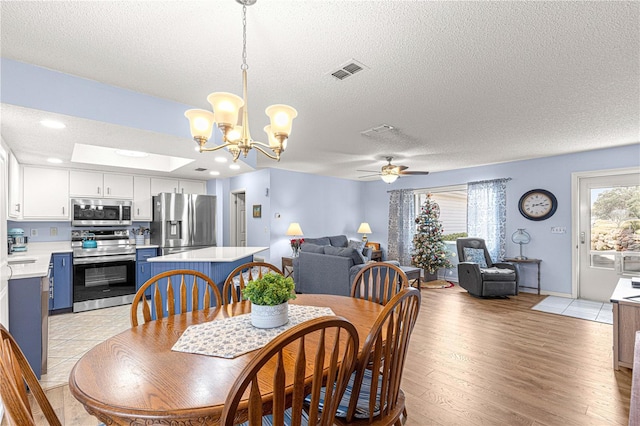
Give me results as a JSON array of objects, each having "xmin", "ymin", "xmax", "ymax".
[{"xmin": 532, "ymin": 295, "xmax": 614, "ymax": 324}]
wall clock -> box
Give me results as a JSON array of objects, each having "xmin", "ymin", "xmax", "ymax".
[{"xmin": 518, "ymin": 189, "xmax": 558, "ymax": 221}]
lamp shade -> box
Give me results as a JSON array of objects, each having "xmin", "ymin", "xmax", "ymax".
[
  {"xmin": 381, "ymin": 174, "xmax": 398, "ymax": 184},
  {"xmin": 357, "ymin": 223, "xmax": 372, "ymax": 234},
  {"xmin": 265, "ymin": 104, "xmax": 298, "ymax": 136},
  {"xmin": 511, "ymin": 229, "xmax": 531, "ymax": 244},
  {"xmin": 286, "ymin": 223, "xmax": 304, "ymax": 236},
  {"xmin": 207, "ymin": 92, "xmax": 244, "ymax": 127},
  {"xmin": 184, "ymin": 109, "xmax": 215, "ymax": 141},
  {"xmin": 264, "ymin": 125, "xmax": 288, "ymax": 150}
]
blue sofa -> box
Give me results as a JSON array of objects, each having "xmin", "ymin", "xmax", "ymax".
[{"xmin": 292, "ymin": 235, "xmax": 379, "ymax": 296}]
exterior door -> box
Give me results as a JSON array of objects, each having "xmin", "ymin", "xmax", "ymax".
[{"xmin": 578, "ymin": 171, "xmax": 640, "ymax": 301}]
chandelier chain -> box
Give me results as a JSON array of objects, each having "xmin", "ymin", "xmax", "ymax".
[{"xmin": 241, "ymin": 4, "xmax": 248, "ymax": 70}]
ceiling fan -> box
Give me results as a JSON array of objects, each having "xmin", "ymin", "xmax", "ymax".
[{"xmin": 358, "ymin": 156, "xmax": 429, "ymax": 183}]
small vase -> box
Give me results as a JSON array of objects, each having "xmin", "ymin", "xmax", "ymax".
[
  {"xmin": 251, "ymin": 302, "xmax": 289, "ymax": 329},
  {"xmin": 135, "ymin": 235, "xmax": 145, "ymax": 245},
  {"xmin": 291, "ymin": 247, "xmax": 299, "ymax": 257}
]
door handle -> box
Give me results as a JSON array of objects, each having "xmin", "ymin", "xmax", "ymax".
[
  {"xmin": 15, "ymin": 203, "xmax": 20, "ymax": 212},
  {"xmin": 62, "ymin": 258, "xmax": 65, "ymax": 267},
  {"xmin": 580, "ymin": 232, "xmax": 585, "ymax": 244},
  {"xmin": 62, "ymin": 206, "xmax": 65, "ymax": 215},
  {"xmin": 98, "ymin": 186, "xmax": 101, "ymax": 194}
]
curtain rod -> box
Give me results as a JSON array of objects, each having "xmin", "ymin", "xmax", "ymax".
[{"xmin": 468, "ymin": 177, "xmax": 512, "ymax": 185}]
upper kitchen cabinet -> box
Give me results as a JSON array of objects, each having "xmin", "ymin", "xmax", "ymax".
[
  {"xmin": 22, "ymin": 166, "xmax": 70, "ymax": 220},
  {"xmin": 133, "ymin": 176, "xmax": 152, "ymax": 220},
  {"xmin": 69, "ymin": 171, "xmax": 133, "ymax": 199},
  {"xmin": 150, "ymin": 178, "xmax": 206, "ymax": 195},
  {"xmin": 8, "ymin": 150, "xmax": 22, "ymax": 219}
]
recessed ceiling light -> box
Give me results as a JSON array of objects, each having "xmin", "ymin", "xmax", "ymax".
[
  {"xmin": 40, "ymin": 119, "xmax": 66, "ymax": 129},
  {"xmin": 115, "ymin": 149, "xmax": 149, "ymax": 158},
  {"xmin": 47, "ymin": 158, "xmax": 63, "ymax": 164},
  {"xmin": 215, "ymin": 157, "xmax": 227, "ymax": 163},
  {"xmin": 229, "ymin": 164, "xmax": 240, "ymax": 170},
  {"xmin": 209, "ymin": 171, "xmax": 221, "ymax": 176}
]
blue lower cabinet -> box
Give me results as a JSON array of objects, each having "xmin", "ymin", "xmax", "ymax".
[
  {"xmin": 51, "ymin": 253, "xmax": 73, "ymax": 311},
  {"xmin": 136, "ymin": 248, "xmax": 158, "ymax": 296},
  {"xmin": 9, "ymin": 277, "xmax": 46, "ymax": 378}
]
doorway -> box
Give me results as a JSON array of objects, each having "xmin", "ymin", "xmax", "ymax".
[
  {"xmin": 574, "ymin": 169, "xmax": 640, "ymax": 301},
  {"xmin": 230, "ymin": 191, "xmax": 246, "ymax": 247}
]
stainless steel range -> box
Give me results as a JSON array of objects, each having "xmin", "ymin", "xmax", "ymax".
[{"xmin": 71, "ymin": 229, "xmax": 136, "ymax": 312}]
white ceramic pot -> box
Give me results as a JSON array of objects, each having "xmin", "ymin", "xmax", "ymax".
[{"xmin": 251, "ymin": 302, "xmax": 289, "ymax": 329}]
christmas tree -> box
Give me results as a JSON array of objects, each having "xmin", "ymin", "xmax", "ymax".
[{"xmin": 411, "ymin": 194, "xmax": 452, "ymax": 279}]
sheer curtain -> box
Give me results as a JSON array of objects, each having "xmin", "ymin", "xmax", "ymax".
[
  {"xmin": 467, "ymin": 178, "xmax": 511, "ymax": 261},
  {"xmin": 388, "ymin": 189, "xmax": 415, "ymax": 265}
]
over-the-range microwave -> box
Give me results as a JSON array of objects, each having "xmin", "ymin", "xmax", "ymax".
[{"xmin": 71, "ymin": 199, "xmax": 132, "ymax": 227}]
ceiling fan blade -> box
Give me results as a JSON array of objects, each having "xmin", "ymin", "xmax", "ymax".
[
  {"xmin": 356, "ymin": 169, "xmax": 380, "ymax": 173},
  {"xmin": 399, "ymin": 171, "xmax": 430, "ymax": 175},
  {"xmin": 358, "ymin": 173, "xmax": 381, "ymax": 178},
  {"xmin": 397, "ymin": 165, "xmax": 409, "ymax": 171}
]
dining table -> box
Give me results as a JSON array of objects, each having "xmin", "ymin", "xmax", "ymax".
[{"xmin": 68, "ymin": 294, "xmax": 384, "ymax": 425}]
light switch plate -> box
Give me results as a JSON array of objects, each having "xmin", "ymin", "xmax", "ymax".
[
  {"xmin": 551, "ymin": 227, "xmax": 566, "ymax": 234},
  {"xmin": 30, "ymin": 228, "xmax": 38, "ymax": 237},
  {"xmin": 50, "ymin": 227, "xmax": 58, "ymax": 236}
]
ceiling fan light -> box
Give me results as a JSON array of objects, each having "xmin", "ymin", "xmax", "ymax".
[
  {"xmin": 185, "ymin": 109, "xmax": 215, "ymax": 141},
  {"xmin": 207, "ymin": 92, "xmax": 244, "ymax": 128},
  {"xmin": 381, "ymin": 174, "xmax": 398, "ymax": 184}
]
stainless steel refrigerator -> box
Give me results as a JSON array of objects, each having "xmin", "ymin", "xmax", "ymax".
[{"xmin": 150, "ymin": 193, "xmax": 217, "ymax": 255}]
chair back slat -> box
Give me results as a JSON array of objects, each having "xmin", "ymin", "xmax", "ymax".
[
  {"xmin": 0, "ymin": 325, "xmax": 62, "ymax": 426},
  {"xmin": 131, "ymin": 270, "xmax": 222, "ymax": 326},
  {"xmin": 222, "ymin": 262, "xmax": 284, "ymax": 305},
  {"xmin": 351, "ymin": 263, "xmax": 410, "ymax": 305},
  {"xmin": 221, "ymin": 317, "xmax": 359, "ymax": 426},
  {"xmin": 344, "ymin": 288, "xmax": 421, "ymax": 423}
]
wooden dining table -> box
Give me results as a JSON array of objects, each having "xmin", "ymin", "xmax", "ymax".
[{"xmin": 68, "ymin": 294, "xmax": 384, "ymax": 425}]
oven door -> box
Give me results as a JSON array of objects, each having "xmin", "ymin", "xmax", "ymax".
[{"xmin": 73, "ymin": 255, "xmax": 136, "ymax": 312}]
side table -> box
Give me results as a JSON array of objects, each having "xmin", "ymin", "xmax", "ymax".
[
  {"xmin": 504, "ymin": 258, "xmax": 541, "ymax": 295},
  {"xmin": 370, "ymin": 250, "xmax": 382, "ymax": 262},
  {"xmin": 281, "ymin": 256, "xmax": 294, "ymax": 279}
]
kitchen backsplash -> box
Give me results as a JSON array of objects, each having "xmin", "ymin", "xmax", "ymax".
[{"xmin": 7, "ymin": 221, "xmax": 150, "ymax": 242}]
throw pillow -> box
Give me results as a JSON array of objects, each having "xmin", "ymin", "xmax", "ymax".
[
  {"xmin": 300, "ymin": 243, "xmax": 325, "ymax": 254},
  {"xmin": 463, "ymin": 247, "xmax": 488, "ymax": 268},
  {"xmin": 328, "ymin": 235, "xmax": 349, "ymax": 247},
  {"xmin": 347, "ymin": 240, "xmax": 367, "ymax": 263},
  {"xmin": 324, "ymin": 246, "xmax": 365, "ymax": 265}
]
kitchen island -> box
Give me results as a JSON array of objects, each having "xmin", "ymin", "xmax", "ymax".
[{"xmin": 147, "ymin": 246, "xmax": 268, "ymax": 292}]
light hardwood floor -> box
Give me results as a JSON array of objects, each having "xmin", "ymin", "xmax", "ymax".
[{"xmin": 9, "ymin": 285, "xmax": 633, "ymax": 425}]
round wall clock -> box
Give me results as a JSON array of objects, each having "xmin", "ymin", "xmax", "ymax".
[{"xmin": 518, "ymin": 189, "xmax": 558, "ymax": 221}]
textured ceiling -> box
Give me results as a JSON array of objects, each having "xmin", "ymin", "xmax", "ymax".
[{"xmin": 1, "ymin": 1, "xmax": 638, "ymax": 181}]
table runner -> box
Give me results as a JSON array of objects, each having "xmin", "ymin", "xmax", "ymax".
[{"xmin": 172, "ymin": 305, "xmax": 335, "ymax": 359}]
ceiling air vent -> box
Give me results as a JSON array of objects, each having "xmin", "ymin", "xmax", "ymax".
[
  {"xmin": 328, "ymin": 59, "xmax": 368, "ymax": 81},
  {"xmin": 195, "ymin": 168, "xmax": 207, "ymax": 172}
]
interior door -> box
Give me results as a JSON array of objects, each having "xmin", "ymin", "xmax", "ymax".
[
  {"xmin": 236, "ymin": 192, "xmax": 246, "ymax": 247},
  {"xmin": 578, "ymin": 172, "xmax": 640, "ymax": 301}
]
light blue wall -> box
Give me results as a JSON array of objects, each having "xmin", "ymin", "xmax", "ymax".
[{"xmin": 361, "ymin": 144, "xmax": 640, "ymax": 296}]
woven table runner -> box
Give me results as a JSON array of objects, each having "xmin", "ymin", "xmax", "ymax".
[{"xmin": 172, "ymin": 305, "xmax": 335, "ymax": 359}]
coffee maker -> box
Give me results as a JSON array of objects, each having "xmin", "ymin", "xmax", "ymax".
[{"xmin": 8, "ymin": 228, "xmax": 28, "ymax": 253}]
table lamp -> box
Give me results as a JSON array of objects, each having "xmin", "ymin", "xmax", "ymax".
[
  {"xmin": 286, "ymin": 223, "xmax": 304, "ymax": 257},
  {"xmin": 357, "ymin": 222, "xmax": 372, "ymax": 242},
  {"xmin": 511, "ymin": 228, "xmax": 531, "ymax": 260}
]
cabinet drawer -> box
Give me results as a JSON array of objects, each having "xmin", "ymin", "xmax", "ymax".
[{"xmin": 136, "ymin": 248, "xmax": 157, "ymax": 261}]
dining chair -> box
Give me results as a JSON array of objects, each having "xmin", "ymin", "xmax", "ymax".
[
  {"xmin": 220, "ymin": 316, "xmax": 359, "ymax": 426},
  {"xmin": 222, "ymin": 261, "xmax": 283, "ymax": 305},
  {"xmin": 351, "ymin": 263, "xmax": 410, "ymax": 306},
  {"xmin": 0, "ymin": 324, "xmax": 62, "ymax": 426},
  {"xmin": 334, "ymin": 287, "xmax": 421, "ymax": 426},
  {"xmin": 130, "ymin": 269, "xmax": 222, "ymax": 326}
]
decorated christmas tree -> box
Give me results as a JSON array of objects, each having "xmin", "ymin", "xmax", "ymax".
[{"xmin": 411, "ymin": 194, "xmax": 452, "ymax": 279}]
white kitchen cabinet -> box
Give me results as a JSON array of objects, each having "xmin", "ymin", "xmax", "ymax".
[
  {"xmin": 150, "ymin": 178, "xmax": 206, "ymax": 195},
  {"xmin": 69, "ymin": 171, "xmax": 133, "ymax": 199},
  {"xmin": 7, "ymin": 150, "xmax": 21, "ymax": 219},
  {"xmin": 133, "ymin": 176, "xmax": 152, "ymax": 220},
  {"xmin": 178, "ymin": 180, "xmax": 206, "ymax": 195},
  {"xmin": 150, "ymin": 177, "xmax": 178, "ymax": 195},
  {"xmin": 22, "ymin": 166, "xmax": 70, "ymax": 219}
]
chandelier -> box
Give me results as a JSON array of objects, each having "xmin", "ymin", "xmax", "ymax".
[{"xmin": 184, "ymin": 0, "xmax": 297, "ymax": 162}]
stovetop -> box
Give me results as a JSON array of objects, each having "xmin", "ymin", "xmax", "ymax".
[{"xmin": 71, "ymin": 229, "xmax": 135, "ymax": 258}]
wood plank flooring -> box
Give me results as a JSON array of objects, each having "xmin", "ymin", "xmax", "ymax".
[{"xmin": 5, "ymin": 284, "xmax": 632, "ymax": 425}]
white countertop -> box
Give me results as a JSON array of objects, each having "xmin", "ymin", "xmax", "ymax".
[
  {"xmin": 7, "ymin": 242, "xmax": 72, "ymax": 280},
  {"xmin": 135, "ymin": 244, "xmax": 159, "ymax": 249},
  {"xmin": 610, "ymin": 278, "xmax": 638, "ymax": 302},
  {"xmin": 147, "ymin": 246, "xmax": 268, "ymax": 263}
]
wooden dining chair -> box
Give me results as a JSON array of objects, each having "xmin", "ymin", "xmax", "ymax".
[
  {"xmin": 131, "ymin": 269, "xmax": 222, "ymax": 326},
  {"xmin": 0, "ymin": 324, "xmax": 62, "ymax": 426},
  {"xmin": 351, "ymin": 263, "xmax": 410, "ymax": 306},
  {"xmin": 334, "ymin": 288, "xmax": 421, "ymax": 426},
  {"xmin": 222, "ymin": 261, "xmax": 283, "ymax": 305},
  {"xmin": 220, "ymin": 316, "xmax": 359, "ymax": 426}
]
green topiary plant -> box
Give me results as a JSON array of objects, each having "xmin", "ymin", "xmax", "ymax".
[{"xmin": 242, "ymin": 273, "xmax": 296, "ymax": 306}]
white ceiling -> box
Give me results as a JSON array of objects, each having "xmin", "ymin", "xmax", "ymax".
[{"xmin": 1, "ymin": 1, "xmax": 638, "ymax": 181}]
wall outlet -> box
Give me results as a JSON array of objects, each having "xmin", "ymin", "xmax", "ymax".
[
  {"xmin": 551, "ymin": 227, "xmax": 566, "ymax": 234},
  {"xmin": 30, "ymin": 228, "xmax": 38, "ymax": 237},
  {"xmin": 50, "ymin": 227, "xmax": 58, "ymax": 236}
]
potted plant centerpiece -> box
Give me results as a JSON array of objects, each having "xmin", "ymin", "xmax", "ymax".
[{"xmin": 242, "ymin": 273, "xmax": 296, "ymax": 328}]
